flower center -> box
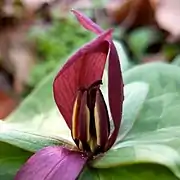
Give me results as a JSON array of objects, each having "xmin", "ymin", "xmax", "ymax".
[{"xmin": 72, "ymin": 80, "xmax": 110, "ymax": 155}]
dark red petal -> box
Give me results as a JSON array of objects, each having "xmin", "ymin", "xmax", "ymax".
[
  {"xmin": 71, "ymin": 10, "xmax": 124, "ymax": 149},
  {"xmin": 106, "ymin": 43, "xmax": 124, "ymax": 150},
  {"xmin": 53, "ymin": 30, "xmax": 111, "ymax": 129},
  {"xmin": 71, "ymin": 9, "xmax": 103, "ymax": 35},
  {"xmin": 15, "ymin": 146, "xmax": 87, "ymax": 180}
]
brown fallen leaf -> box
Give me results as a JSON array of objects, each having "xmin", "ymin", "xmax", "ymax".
[
  {"xmin": 106, "ymin": 0, "xmax": 155, "ymax": 29},
  {"xmin": 0, "ymin": 0, "xmax": 38, "ymax": 94},
  {"xmin": 49, "ymin": 0, "xmax": 93, "ymax": 19},
  {"xmin": 154, "ymin": 0, "xmax": 180, "ymax": 41},
  {"xmin": 106, "ymin": 0, "xmax": 132, "ymax": 24},
  {"xmin": 0, "ymin": 21, "xmax": 36, "ymax": 94},
  {"xmin": 22, "ymin": 0, "xmax": 54, "ymax": 10},
  {"xmin": 0, "ymin": 69, "xmax": 13, "ymax": 92},
  {"xmin": 0, "ymin": 0, "xmax": 94, "ymax": 96},
  {"xmin": 0, "ymin": 90, "xmax": 18, "ymax": 119}
]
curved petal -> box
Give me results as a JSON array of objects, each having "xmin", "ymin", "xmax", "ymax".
[
  {"xmin": 71, "ymin": 9, "xmax": 103, "ymax": 35},
  {"xmin": 53, "ymin": 30, "xmax": 111, "ymax": 129},
  {"xmin": 15, "ymin": 146, "xmax": 87, "ymax": 180},
  {"xmin": 71, "ymin": 10, "xmax": 124, "ymax": 149},
  {"xmin": 106, "ymin": 43, "xmax": 124, "ymax": 150}
]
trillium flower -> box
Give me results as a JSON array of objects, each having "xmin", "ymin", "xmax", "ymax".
[{"xmin": 15, "ymin": 10, "xmax": 124, "ymax": 180}]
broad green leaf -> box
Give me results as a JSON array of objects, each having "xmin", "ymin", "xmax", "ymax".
[
  {"xmin": 123, "ymin": 62, "xmax": 180, "ymax": 97},
  {"xmin": 115, "ymin": 82, "xmax": 149, "ymax": 144},
  {"xmin": 79, "ymin": 164, "xmax": 178, "ymax": 180},
  {"xmin": 0, "ymin": 61, "xmax": 73, "ymax": 152},
  {"xmin": 0, "ymin": 58, "xmax": 75, "ymax": 178},
  {"xmin": 172, "ymin": 55, "xmax": 180, "ymax": 66},
  {"xmin": 92, "ymin": 144, "xmax": 180, "ymax": 175},
  {"xmin": 6, "ymin": 68, "xmax": 70, "ymax": 137},
  {"xmin": 0, "ymin": 121, "xmax": 68, "ymax": 152},
  {"xmin": 0, "ymin": 142, "xmax": 32, "ymax": 180},
  {"xmin": 92, "ymin": 63, "xmax": 180, "ymax": 179}
]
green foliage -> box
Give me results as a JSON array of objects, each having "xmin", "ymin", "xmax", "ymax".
[
  {"xmin": 3, "ymin": 63, "xmax": 72, "ymax": 146},
  {"xmin": 0, "ymin": 62, "xmax": 72, "ymax": 178},
  {"xmin": 172, "ymin": 55, "xmax": 180, "ymax": 66},
  {"xmin": 0, "ymin": 142, "xmax": 32, "ymax": 180},
  {"xmin": 2, "ymin": 25, "xmax": 180, "ymax": 179},
  {"xmin": 115, "ymin": 82, "xmax": 149, "ymax": 143},
  {"xmin": 90, "ymin": 63, "xmax": 180, "ymax": 179},
  {"xmin": 80, "ymin": 164, "xmax": 178, "ymax": 180}
]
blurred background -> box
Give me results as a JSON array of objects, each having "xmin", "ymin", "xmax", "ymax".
[{"xmin": 0, "ymin": 0, "xmax": 180, "ymax": 119}]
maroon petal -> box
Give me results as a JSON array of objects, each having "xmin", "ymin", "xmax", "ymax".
[
  {"xmin": 15, "ymin": 146, "xmax": 87, "ymax": 180},
  {"xmin": 71, "ymin": 9, "xmax": 103, "ymax": 35},
  {"xmin": 53, "ymin": 30, "xmax": 111, "ymax": 129},
  {"xmin": 71, "ymin": 10, "xmax": 124, "ymax": 149},
  {"xmin": 106, "ymin": 43, "xmax": 124, "ymax": 150}
]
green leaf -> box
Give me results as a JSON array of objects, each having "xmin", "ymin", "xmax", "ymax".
[
  {"xmin": 0, "ymin": 63, "xmax": 73, "ymax": 152},
  {"xmin": 123, "ymin": 62, "xmax": 180, "ymax": 96},
  {"xmin": 79, "ymin": 164, "xmax": 178, "ymax": 180},
  {"xmin": 92, "ymin": 63, "xmax": 180, "ymax": 179},
  {"xmin": 172, "ymin": 55, "xmax": 180, "ymax": 66},
  {"xmin": 0, "ymin": 142, "xmax": 32, "ymax": 180},
  {"xmin": 92, "ymin": 144, "xmax": 180, "ymax": 175},
  {"xmin": 0, "ymin": 60, "xmax": 75, "ymax": 178},
  {"xmin": 0, "ymin": 121, "xmax": 66, "ymax": 152},
  {"xmin": 6, "ymin": 68, "xmax": 64, "ymax": 131},
  {"xmin": 115, "ymin": 82, "xmax": 149, "ymax": 144}
]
